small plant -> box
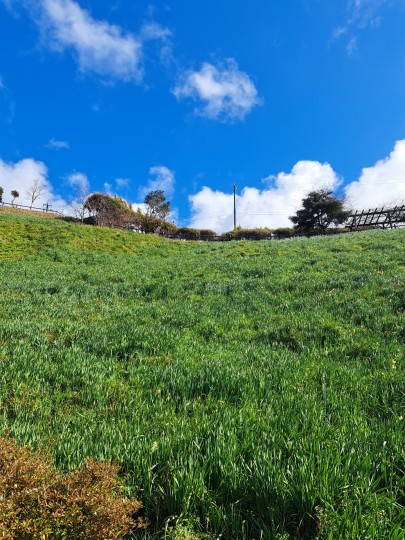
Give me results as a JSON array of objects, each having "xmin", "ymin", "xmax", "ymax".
[{"xmin": 0, "ymin": 435, "xmax": 146, "ymax": 539}]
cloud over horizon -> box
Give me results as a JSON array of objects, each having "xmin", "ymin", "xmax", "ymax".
[
  {"xmin": 189, "ymin": 139, "xmax": 405, "ymax": 232},
  {"xmin": 173, "ymin": 59, "xmax": 260, "ymax": 122},
  {"xmin": 1, "ymin": 140, "xmax": 404, "ymax": 230},
  {"xmin": 189, "ymin": 161, "xmax": 340, "ymax": 233},
  {"xmin": 345, "ymin": 139, "xmax": 405, "ymax": 209},
  {"xmin": 0, "ymin": 157, "xmax": 67, "ymax": 211}
]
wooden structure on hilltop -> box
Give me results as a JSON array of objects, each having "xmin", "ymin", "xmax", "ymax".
[{"xmin": 347, "ymin": 205, "xmax": 405, "ymax": 230}]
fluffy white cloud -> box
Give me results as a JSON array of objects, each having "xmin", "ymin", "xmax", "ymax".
[
  {"xmin": 138, "ymin": 165, "xmax": 175, "ymax": 199},
  {"xmin": 345, "ymin": 139, "xmax": 405, "ymax": 209},
  {"xmin": 67, "ymin": 171, "xmax": 89, "ymax": 193},
  {"xmin": 173, "ymin": 59, "xmax": 260, "ymax": 121},
  {"xmin": 189, "ymin": 161, "xmax": 340, "ymax": 233},
  {"xmin": 37, "ymin": 0, "xmax": 144, "ymax": 81},
  {"xmin": 46, "ymin": 137, "xmax": 70, "ymax": 149},
  {"xmin": 3, "ymin": 0, "xmax": 171, "ymax": 82},
  {"xmin": 0, "ymin": 158, "xmax": 67, "ymax": 211},
  {"xmin": 190, "ymin": 140, "xmax": 405, "ymax": 233},
  {"xmin": 130, "ymin": 202, "xmax": 148, "ymax": 214}
]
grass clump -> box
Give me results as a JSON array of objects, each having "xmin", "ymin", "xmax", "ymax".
[{"xmin": 0, "ymin": 435, "xmax": 145, "ymax": 539}]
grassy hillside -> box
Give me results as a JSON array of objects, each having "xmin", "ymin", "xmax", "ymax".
[{"xmin": 0, "ymin": 212, "xmax": 404, "ymax": 539}]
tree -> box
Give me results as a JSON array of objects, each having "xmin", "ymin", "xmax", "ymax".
[
  {"xmin": 0, "ymin": 186, "xmax": 3, "ymax": 203},
  {"xmin": 290, "ymin": 189, "xmax": 350, "ymax": 232},
  {"xmin": 84, "ymin": 193, "xmax": 135, "ymax": 229},
  {"xmin": 144, "ymin": 190, "xmax": 170, "ymax": 220},
  {"xmin": 70, "ymin": 183, "xmax": 89, "ymax": 224},
  {"xmin": 11, "ymin": 190, "xmax": 19, "ymax": 206},
  {"xmin": 26, "ymin": 179, "xmax": 46, "ymax": 209}
]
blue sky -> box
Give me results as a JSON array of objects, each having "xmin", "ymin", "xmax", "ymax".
[{"xmin": 1, "ymin": 0, "xmax": 405, "ymax": 232}]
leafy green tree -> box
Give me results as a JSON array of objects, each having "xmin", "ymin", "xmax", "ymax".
[
  {"xmin": 11, "ymin": 190, "xmax": 19, "ymax": 206},
  {"xmin": 290, "ymin": 189, "xmax": 350, "ymax": 232},
  {"xmin": 144, "ymin": 190, "xmax": 170, "ymax": 220}
]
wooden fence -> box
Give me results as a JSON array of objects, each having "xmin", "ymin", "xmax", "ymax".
[
  {"xmin": 0, "ymin": 201, "xmax": 64, "ymax": 216},
  {"xmin": 347, "ymin": 205, "xmax": 405, "ymax": 230}
]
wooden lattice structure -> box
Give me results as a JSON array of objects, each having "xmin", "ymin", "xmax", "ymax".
[{"xmin": 347, "ymin": 205, "xmax": 405, "ymax": 230}]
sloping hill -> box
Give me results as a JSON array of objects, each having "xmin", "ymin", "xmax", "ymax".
[{"xmin": 0, "ymin": 212, "xmax": 404, "ymax": 539}]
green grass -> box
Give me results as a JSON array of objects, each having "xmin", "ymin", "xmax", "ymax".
[{"xmin": 0, "ymin": 211, "xmax": 404, "ymax": 539}]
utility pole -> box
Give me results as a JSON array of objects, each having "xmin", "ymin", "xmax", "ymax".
[{"xmin": 233, "ymin": 184, "xmax": 237, "ymax": 230}]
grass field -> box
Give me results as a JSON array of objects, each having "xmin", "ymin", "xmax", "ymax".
[{"xmin": 0, "ymin": 211, "xmax": 404, "ymax": 539}]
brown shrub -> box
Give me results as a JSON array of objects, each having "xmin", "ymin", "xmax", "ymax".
[{"xmin": 0, "ymin": 436, "xmax": 145, "ymax": 540}]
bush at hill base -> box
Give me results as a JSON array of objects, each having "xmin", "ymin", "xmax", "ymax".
[
  {"xmin": 172, "ymin": 227, "xmax": 216, "ymax": 240},
  {"xmin": 0, "ymin": 436, "xmax": 146, "ymax": 540},
  {"xmin": 221, "ymin": 228, "xmax": 273, "ymax": 240}
]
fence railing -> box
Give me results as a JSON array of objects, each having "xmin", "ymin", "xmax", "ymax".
[
  {"xmin": 0, "ymin": 201, "xmax": 64, "ymax": 216},
  {"xmin": 347, "ymin": 205, "xmax": 405, "ymax": 230}
]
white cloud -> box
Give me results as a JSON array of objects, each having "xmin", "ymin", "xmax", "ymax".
[
  {"xmin": 346, "ymin": 0, "xmax": 387, "ymax": 29},
  {"xmin": 67, "ymin": 171, "xmax": 89, "ymax": 193},
  {"xmin": 103, "ymin": 182, "xmax": 113, "ymax": 194},
  {"xmin": 190, "ymin": 141, "xmax": 405, "ymax": 233},
  {"xmin": 345, "ymin": 139, "xmax": 405, "ymax": 209},
  {"xmin": 0, "ymin": 76, "xmax": 15, "ymax": 124},
  {"xmin": 138, "ymin": 165, "xmax": 175, "ymax": 199},
  {"xmin": 189, "ymin": 161, "xmax": 340, "ymax": 233},
  {"xmin": 130, "ymin": 201, "xmax": 148, "ymax": 214},
  {"xmin": 0, "ymin": 157, "xmax": 67, "ymax": 211},
  {"xmin": 333, "ymin": 0, "xmax": 392, "ymax": 53},
  {"xmin": 115, "ymin": 177, "xmax": 129, "ymax": 188},
  {"xmin": 36, "ymin": 0, "xmax": 143, "ymax": 82},
  {"xmin": 346, "ymin": 36, "xmax": 358, "ymax": 55},
  {"xmin": 4, "ymin": 0, "xmax": 171, "ymax": 83},
  {"xmin": 46, "ymin": 137, "xmax": 70, "ymax": 149},
  {"xmin": 173, "ymin": 59, "xmax": 260, "ymax": 122}
]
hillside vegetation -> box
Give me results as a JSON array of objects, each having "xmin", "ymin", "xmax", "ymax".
[{"xmin": 0, "ymin": 212, "xmax": 404, "ymax": 539}]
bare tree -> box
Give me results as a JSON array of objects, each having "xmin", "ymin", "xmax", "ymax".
[
  {"xmin": 26, "ymin": 179, "xmax": 46, "ymax": 209},
  {"xmin": 70, "ymin": 184, "xmax": 89, "ymax": 224}
]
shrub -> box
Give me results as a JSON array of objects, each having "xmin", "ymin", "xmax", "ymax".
[
  {"xmin": 221, "ymin": 228, "xmax": 272, "ymax": 240},
  {"xmin": 84, "ymin": 193, "xmax": 136, "ymax": 229},
  {"xmin": 0, "ymin": 436, "xmax": 145, "ymax": 540},
  {"xmin": 322, "ymin": 227, "xmax": 349, "ymax": 235},
  {"xmin": 272, "ymin": 227, "xmax": 295, "ymax": 238},
  {"xmin": 174, "ymin": 228, "xmax": 216, "ymax": 240}
]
